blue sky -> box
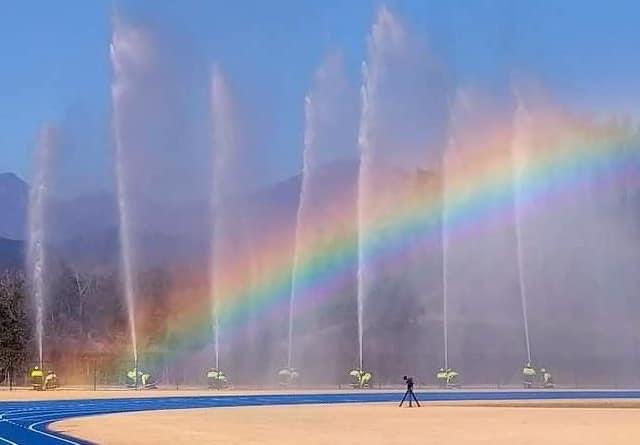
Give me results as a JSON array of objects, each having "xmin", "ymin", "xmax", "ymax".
[{"xmin": 2, "ymin": 0, "xmax": 639, "ymax": 189}]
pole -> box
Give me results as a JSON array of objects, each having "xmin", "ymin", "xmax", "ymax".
[{"xmin": 93, "ymin": 360, "xmax": 97, "ymax": 391}]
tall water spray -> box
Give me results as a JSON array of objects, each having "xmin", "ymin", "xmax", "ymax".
[
  {"xmin": 357, "ymin": 8, "xmax": 448, "ymax": 372},
  {"xmin": 286, "ymin": 94, "xmax": 312, "ymax": 369},
  {"xmin": 110, "ymin": 20, "xmax": 147, "ymax": 367},
  {"xmin": 210, "ymin": 65, "xmax": 237, "ymax": 370},
  {"xmin": 440, "ymin": 107, "xmax": 460, "ymax": 371},
  {"xmin": 441, "ymin": 153, "xmax": 449, "ymax": 370},
  {"xmin": 27, "ymin": 126, "xmax": 58, "ymax": 369},
  {"xmin": 357, "ymin": 8, "xmax": 409, "ymax": 371},
  {"xmin": 286, "ymin": 54, "xmax": 357, "ymax": 371},
  {"xmin": 356, "ymin": 70, "xmax": 371, "ymax": 371},
  {"xmin": 512, "ymin": 99, "xmax": 532, "ymax": 364}
]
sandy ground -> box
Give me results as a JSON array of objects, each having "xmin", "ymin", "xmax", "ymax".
[{"xmin": 52, "ymin": 401, "xmax": 640, "ymax": 445}]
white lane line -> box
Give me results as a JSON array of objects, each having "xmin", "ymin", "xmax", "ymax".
[
  {"xmin": 248, "ymin": 398, "xmax": 278, "ymax": 404},
  {"xmin": 0, "ymin": 420, "xmax": 27, "ymax": 445},
  {"xmin": 3, "ymin": 403, "xmax": 138, "ymax": 418},
  {"xmin": 28, "ymin": 420, "xmax": 82, "ymax": 445},
  {"xmin": 12, "ymin": 412, "xmax": 104, "ymax": 421},
  {"xmin": 0, "ymin": 408, "xmax": 40, "ymax": 421},
  {"xmin": 5, "ymin": 409, "xmax": 106, "ymax": 421},
  {"xmin": 0, "ymin": 435, "xmax": 18, "ymax": 445}
]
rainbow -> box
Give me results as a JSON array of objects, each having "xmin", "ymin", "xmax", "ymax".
[{"xmin": 126, "ymin": 108, "xmax": 638, "ymax": 368}]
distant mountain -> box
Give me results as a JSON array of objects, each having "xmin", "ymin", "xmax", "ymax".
[
  {"xmin": 0, "ymin": 173, "xmax": 28, "ymax": 240},
  {"xmin": 0, "ymin": 237, "xmax": 24, "ymax": 270},
  {"xmin": 0, "ymin": 159, "xmax": 362, "ymax": 272},
  {"xmin": 48, "ymin": 191, "xmax": 118, "ymax": 243}
]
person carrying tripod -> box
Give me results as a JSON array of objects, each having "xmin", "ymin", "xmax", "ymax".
[{"xmin": 399, "ymin": 376, "xmax": 420, "ymax": 407}]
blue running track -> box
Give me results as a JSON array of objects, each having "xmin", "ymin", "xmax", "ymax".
[{"xmin": 1, "ymin": 390, "xmax": 640, "ymax": 444}]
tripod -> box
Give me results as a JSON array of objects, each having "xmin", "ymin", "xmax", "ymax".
[{"xmin": 399, "ymin": 377, "xmax": 421, "ymax": 407}]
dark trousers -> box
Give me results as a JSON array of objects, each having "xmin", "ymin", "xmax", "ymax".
[{"xmin": 399, "ymin": 389, "xmax": 421, "ymax": 407}]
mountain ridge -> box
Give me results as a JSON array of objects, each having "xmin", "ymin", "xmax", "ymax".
[{"xmin": 0, "ymin": 158, "xmax": 361, "ymax": 272}]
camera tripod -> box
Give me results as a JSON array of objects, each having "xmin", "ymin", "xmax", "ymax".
[{"xmin": 399, "ymin": 377, "xmax": 421, "ymax": 407}]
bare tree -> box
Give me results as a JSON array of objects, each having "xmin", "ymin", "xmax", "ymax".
[{"xmin": 0, "ymin": 270, "xmax": 31, "ymax": 383}]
